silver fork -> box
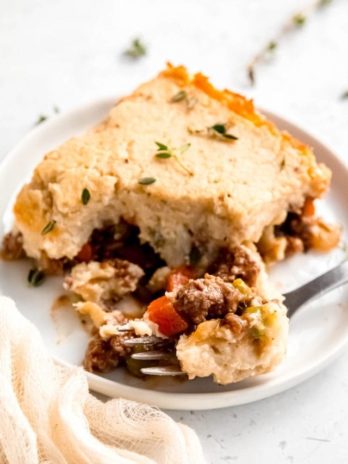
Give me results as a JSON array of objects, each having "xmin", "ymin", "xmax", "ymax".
[{"xmin": 124, "ymin": 260, "xmax": 348, "ymax": 376}]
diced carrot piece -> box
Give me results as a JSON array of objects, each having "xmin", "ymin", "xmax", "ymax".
[
  {"xmin": 302, "ymin": 197, "xmax": 315, "ymax": 217},
  {"xmin": 166, "ymin": 266, "xmax": 195, "ymax": 291},
  {"xmin": 147, "ymin": 296, "xmax": 188, "ymax": 336},
  {"xmin": 76, "ymin": 243, "xmax": 93, "ymax": 262}
]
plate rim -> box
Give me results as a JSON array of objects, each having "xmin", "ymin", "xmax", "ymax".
[{"xmin": 1, "ymin": 97, "xmax": 348, "ymax": 410}]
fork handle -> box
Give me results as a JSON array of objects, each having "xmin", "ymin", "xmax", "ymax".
[{"xmin": 284, "ymin": 260, "xmax": 348, "ymax": 317}]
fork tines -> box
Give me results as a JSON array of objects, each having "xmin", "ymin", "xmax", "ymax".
[
  {"xmin": 131, "ymin": 350, "xmax": 172, "ymax": 360},
  {"xmin": 140, "ymin": 366, "xmax": 185, "ymax": 376},
  {"xmin": 123, "ymin": 335, "xmax": 184, "ymax": 376},
  {"xmin": 123, "ymin": 335, "xmax": 169, "ymax": 346}
]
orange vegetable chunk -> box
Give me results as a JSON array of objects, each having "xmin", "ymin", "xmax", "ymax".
[
  {"xmin": 166, "ymin": 266, "xmax": 195, "ymax": 291},
  {"xmin": 147, "ymin": 296, "xmax": 188, "ymax": 336}
]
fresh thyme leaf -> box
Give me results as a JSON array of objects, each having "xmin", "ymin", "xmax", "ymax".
[
  {"xmin": 34, "ymin": 105, "xmax": 61, "ymax": 126},
  {"xmin": 170, "ymin": 90, "xmax": 197, "ymax": 110},
  {"xmin": 41, "ymin": 220, "xmax": 56, "ymax": 235},
  {"xmin": 223, "ymin": 133, "xmax": 239, "ymax": 140},
  {"xmin": 125, "ymin": 38, "xmax": 147, "ymax": 58},
  {"xmin": 155, "ymin": 141, "xmax": 169, "ymax": 151},
  {"xmin": 155, "ymin": 141, "xmax": 172, "ymax": 158},
  {"xmin": 155, "ymin": 152, "xmax": 172, "ymax": 159},
  {"xmin": 211, "ymin": 124, "xmax": 227, "ymax": 135},
  {"xmin": 138, "ymin": 177, "xmax": 156, "ymax": 185},
  {"xmin": 340, "ymin": 90, "xmax": 348, "ymax": 100},
  {"xmin": 28, "ymin": 268, "xmax": 45, "ymax": 287},
  {"xmin": 35, "ymin": 114, "xmax": 48, "ymax": 125},
  {"xmin": 81, "ymin": 188, "xmax": 91, "ymax": 205},
  {"xmin": 155, "ymin": 142, "xmax": 172, "ymax": 158},
  {"xmin": 210, "ymin": 124, "xmax": 238, "ymax": 141},
  {"xmin": 171, "ymin": 90, "xmax": 187, "ymax": 103},
  {"xmin": 293, "ymin": 13, "xmax": 307, "ymax": 27},
  {"xmin": 267, "ymin": 41, "xmax": 278, "ymax": 52}
]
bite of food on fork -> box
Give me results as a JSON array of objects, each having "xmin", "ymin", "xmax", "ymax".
[{"xmin": 79, "ymin": 247, "xmax": 288, "ymax": 384}]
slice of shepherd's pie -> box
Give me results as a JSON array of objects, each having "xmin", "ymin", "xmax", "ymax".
[{"xmin": 1, "ymin": 64, "xmax": 340, "ymax": 384}]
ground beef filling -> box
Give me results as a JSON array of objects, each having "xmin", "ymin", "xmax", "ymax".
[
  {"xmin": 106, "ymin": 258, "xmax": 144, "ymax": 296},
  {"xmin": 257, "ymin": 199, "xmax": 340, "ymax": 263},
  {"xmin": 88, "ymin": 222, "xmax": 165, "ymax": 273},
  {"xmin": 277, "ymin": 212, "xmax": 340, "ymax": 255},
  {"xmin": 209, "ymin": 246, "xmax": 260, "ymax": 287},
  {"xmin": 0, "ymin": 232, "xmax": 25, "ymax": 260},
  {"xmin": 84, "ymin": 332, "xmax": 133, "ymax": 372},
  {"xmin": 1, "ymin": 228, "xmax": 267, "ymax": 376},
  {"xmin": 37, "ymin": 253, "xmax": 67, "ymax": 275},
  {"xmin": 169, "ymin": 274, "xmax": 245, "ymax": 325}
]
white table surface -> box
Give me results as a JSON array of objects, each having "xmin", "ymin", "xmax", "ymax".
[{"xmin": 1, "ymin": 0, "xmax": 348, "ymax": 462}]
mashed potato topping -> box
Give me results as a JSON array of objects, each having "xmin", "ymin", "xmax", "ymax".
[
  {"xmin": 13, "ymin": 65, "xmax": 330, "ymax": 267},
  {"xmin": 177, "ymin": 301, "xmax": 288, "ymax": 384}
]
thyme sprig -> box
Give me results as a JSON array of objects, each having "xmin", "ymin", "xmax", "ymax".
[
  {"xmin": 154, "ymin": 141, "xmax": 193, "ymax": 176},
  {"xmin": 247, "ymin": 0, "xmax": 334, "ymax": 85},
  {"xmin": 188, "ymin": 123, "xmax": 238, "ymax": 142},
  {"xmin": 210, "ymin": 124, "xmax": 238, "ymax": 141}
]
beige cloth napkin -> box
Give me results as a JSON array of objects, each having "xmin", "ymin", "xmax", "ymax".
[{"xmin": 0, "ymin": 296, "xmax": 205, "ymax": 464}]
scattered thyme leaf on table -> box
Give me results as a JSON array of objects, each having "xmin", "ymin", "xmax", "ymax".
[
  {"xmin": 28, "ymin": 268, "xmax": 45, "ymax": 287},
  {"xmin": 34, "ymin": 105, "xmax": 60, "ymax": 126},
  {"xmin": 125, "ymin": 38, "xmax": 147, "ymax": 58},
  {"xmin": 35, "ymin": 114, "xmax": 48, "ymax": 125}
]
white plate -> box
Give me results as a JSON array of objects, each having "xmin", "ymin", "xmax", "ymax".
[{"xmin": 0, "ymin": 98, "xmax": 347, "ymax": 410}]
